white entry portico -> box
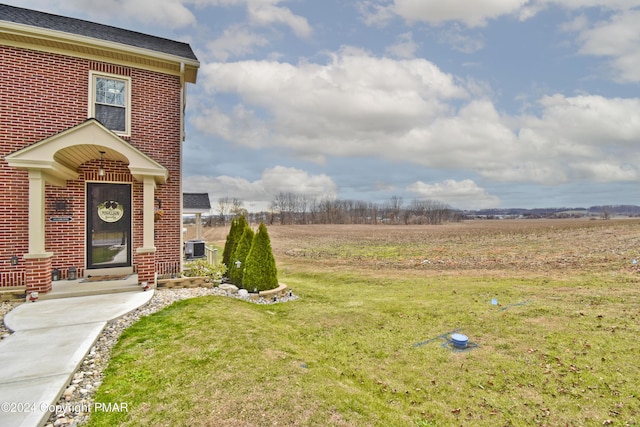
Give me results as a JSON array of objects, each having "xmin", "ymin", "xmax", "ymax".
[{"xmin": 4, "ymin": 119, "xmax": 168, "ymax": 291}]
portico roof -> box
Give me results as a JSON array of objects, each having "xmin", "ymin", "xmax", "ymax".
[{"xmin": 4, "ymin": 119, "xmax": 168, "ymax": 185}]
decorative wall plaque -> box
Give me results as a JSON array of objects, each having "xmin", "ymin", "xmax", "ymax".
[{"xmin": 97, "ymin": 200, "xmax": 124, "ymax": 223}]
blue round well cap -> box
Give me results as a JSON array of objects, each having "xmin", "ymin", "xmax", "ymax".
[{"xmin": 451, "ymin": 333, "xmax": 468, "ymax": 342}]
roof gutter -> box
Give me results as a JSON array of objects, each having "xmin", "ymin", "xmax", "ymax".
[{"xmin": 0, "ymin": 20, "xmax": 200, "ymax": 82}]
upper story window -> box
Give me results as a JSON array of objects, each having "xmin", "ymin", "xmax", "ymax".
[{"xmin": 89, "ymin": 71, "xmax": 131, "ymax": 136}]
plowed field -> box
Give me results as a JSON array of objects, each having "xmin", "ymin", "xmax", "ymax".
[{"xmin": 191, "ymin": 218, "xmax": 640, "ymax": 277}]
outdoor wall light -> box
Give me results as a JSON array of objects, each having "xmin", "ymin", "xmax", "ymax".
[
  {"xmin": 98, "ymin": 150, "xmax": 105, "ymax": 177},
  {"xmin": 235, "ymin": 260, "xmax": 242, "ymax": 269},
  {"xmin": 10, "ymin": 255, "xmax": 19, "ymax": 266}
]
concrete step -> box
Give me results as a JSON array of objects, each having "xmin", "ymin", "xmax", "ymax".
[
  {"xmin": 38, "ymin": 274, "xmax": 143, "ymax": 300},
  {"xmin": 0, "ymin": 286, "xmax": 26, "ymax": 301}
]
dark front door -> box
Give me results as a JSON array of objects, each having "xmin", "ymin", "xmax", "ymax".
[{"xmin": 86, "ymin": 183, "xmax": 132, "ymax": 269}]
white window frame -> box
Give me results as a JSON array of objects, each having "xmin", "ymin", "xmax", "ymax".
[{"xmin": 88, "ymin": 71, "xmax": 131, "ymax": 137}]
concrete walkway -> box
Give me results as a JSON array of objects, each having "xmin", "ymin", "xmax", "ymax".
[{"xmin": 0, "ymin": 288, "xmax": 153, "ymax": 427}]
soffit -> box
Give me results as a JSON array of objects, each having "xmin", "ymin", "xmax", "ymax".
[{"xmin": 0, "ymin": 23, "xmax": 198, "ymax": 83}]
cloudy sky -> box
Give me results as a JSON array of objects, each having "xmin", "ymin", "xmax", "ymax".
[{"xmin": 8, "ymin": 0, "xmax": 640, "ymax": 210}]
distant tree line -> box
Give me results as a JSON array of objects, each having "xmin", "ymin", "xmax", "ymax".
[
  {"xmin": 201, "ymin": 198, "xmax": 640, "ymax": 227},
  {"xmin": 470, "ymin": 205, "xmax": 640, "ymax": 219},
  {"xmin": 268, "ymin": 193, "xmax": 460, "ymax": 225},
  {"xmin": 208, "ymin": 193, "xmax": 459, "ymax": 226}
]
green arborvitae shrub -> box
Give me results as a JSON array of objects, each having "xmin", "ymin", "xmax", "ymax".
[
  {"xmin": 243, "ymin": 222, "xmax": 279, "ymax": 292},
  {"xmin": 222, "ymin": 215, "xmax": 248, "ymax": 269},
  {"xmin": 228, "ymin": 225, "xmax": 254, "ymax": 288}
]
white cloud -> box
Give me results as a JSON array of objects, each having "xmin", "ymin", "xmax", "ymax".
[
  {"xmin": 438, "ymin": 24, "xmax": 485, "ymax": 53},
  {"xmin": 183, "ymin": 174, "xmax": 266, "ymax": 200},
  {"xmin": 569, "ymin": 161, "xmax": 638, "ymax": 182},
  {"xmin": 385, "ymin": 32, "xmax": 419, "ymax": 59},
  {"xmin": 512, "ymin": 94, "xmax": 640, "ymax": 183},
  {"xmin": 206, "ymin": 25, "xmax": 270, "ymax": 61},
  {"xmin": 532, "ymin": 0, "xmax": 640, "ymax": 11},
  {"xmin": 20, "ymin": 0, "xmax": 196, "ymax": 28},
  {"xmin": 560, "ymin": 14, "xmax": 589, "ymax": 33},
  {"xmin": 573, "ymin": 9, "xmax": 640, "ymax": 82},
  {"xmin": 20, "ymin": 0, "xmax": 312, "ymax": 40},
  {"xmin": 191, "ymin": 104, "xmax": 269, "ymax": 149},
  {"xmin": 407, "ymin": 179, "xmax": 501, "ymax": 209},
  {"xmin": 183, "ymin": 167, "xmax": 337, "ymax": 209},
  {"xmin": 261, "ymin": 166, "xmax": 337, "ymax": 195},
  {"xmin": 357, "ymin": 1, "xmax": 397, "ymax": 27},
  {"xmin": 391, "ymin": 0, "xmax": 529, "ymax": 27},
  {"xmin": 359, "ymin": 0, "xmax": 640, "ymax": 28},
  {"xmin": 246, "ymin": 0, "xmax": 312, "ymax": 38},
  {"xmin": 196, "ymin": 45, "xmax": 640, "ymax": 187},
  {"xmin": 533, "ymin": 94, "xmax": 640, "ymax": 145},
  {"xmin": 197, "ymin": 49, "xmax": 468, "ymax": 162}
]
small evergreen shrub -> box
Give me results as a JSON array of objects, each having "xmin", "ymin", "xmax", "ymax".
[
  {"xmin": 222, "ymin": 215, "xmax": 248, "ymax": 268},
  {"xmin": 229, "ymin": 225, "xmax": 254, "ymax": 288},
  {"xmin": 243, "ymin": 222, "xmax": 279, "ymax": 292}
]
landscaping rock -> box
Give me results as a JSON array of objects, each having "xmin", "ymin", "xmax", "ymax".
[{"xmin": 218, "ymin": 283, "xmax": 239, "ymax": 294}]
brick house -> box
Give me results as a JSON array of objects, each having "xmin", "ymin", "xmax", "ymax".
[{"xmin": 0, "ymin": 4, "xmax": 200, "ymax": 294}]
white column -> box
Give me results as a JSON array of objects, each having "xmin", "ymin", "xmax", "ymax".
[
  {"xmin": 195, "ymin": 213, "xmax": 202, "ymax": 240},
  {"xmin": 26, "ymin": 170, "xmax": 51, "ymax": 256},
  {"xmin": 141, "ymin": 176, "xmax": 156, "ymax": 251}
]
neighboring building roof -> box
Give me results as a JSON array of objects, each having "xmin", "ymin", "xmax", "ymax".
[
  {"xmin": 0, "ymin": 3, "xmax": 197, "ymax": 61},
  {"xmin": 183, "ymin": 193, "xmax": 211, "ymax": 213}
]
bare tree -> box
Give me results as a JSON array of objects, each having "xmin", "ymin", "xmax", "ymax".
[
  {"xmin": 409, "ymin": 199, "xmax": 452, "ymax": 224},
  {"xmin": 230, "ymin": 198, "xmax": 245, "ymax": 216},
  {"xmin": 298, "ymin": 194, "xmax": 312, "ymax": 224},
  {"xmin": 217, "ymin": 197, "xmax": 231, "ymax": 225},
  {"xmin": 308, "ymin": 197, "xmax": 319, "ymax": 224},
  {"xmin": 315, "ymin": 197, "xmax": 344, "ymax": 224},
  {"xmin": 382, "ymin": 196, "xmax": 404, "ymax": 224}
]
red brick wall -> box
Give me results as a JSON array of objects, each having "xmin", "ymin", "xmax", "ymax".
[
  {"xmin": 0, "ymin": 45, "xmax": 184, "ymax": 286},
  {"xmin": 136, "ymin": 251, "xmax": 157, "ymax": 286},
  {"xmin": 24, "ymin": 256, "xmax": 53, "ymax": 293}
]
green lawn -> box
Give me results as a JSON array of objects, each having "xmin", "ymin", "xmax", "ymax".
[{"xmin": 88, "ymin": 269, "xmax": 640, "ymax": 426}]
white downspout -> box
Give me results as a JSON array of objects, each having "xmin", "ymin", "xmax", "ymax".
[{"xmin": 179, "ymin": 62, "xmax": 185, "ymax": 273}]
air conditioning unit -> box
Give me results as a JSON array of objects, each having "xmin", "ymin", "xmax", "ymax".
[{"xmin": 185, "ymin": 240, "xmax": 205, "ymax": 259}]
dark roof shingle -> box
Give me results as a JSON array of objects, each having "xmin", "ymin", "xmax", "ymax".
[
  {"xmin": 0, "ymin": 3, "xmax": 197, "ymax": 61},
  {"xmin": 183, "ymin": 193, "xmax": 211, "ymax": 210}
]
